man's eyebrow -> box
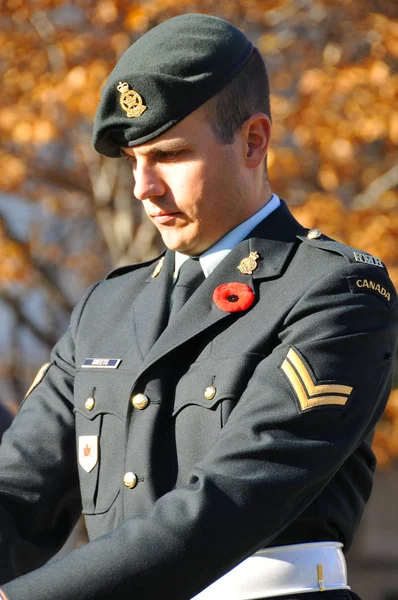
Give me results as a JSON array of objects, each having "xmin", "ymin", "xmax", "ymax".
[{"xmin": 121, "ymin": 140, "xmax": 188, "ymax": 158}]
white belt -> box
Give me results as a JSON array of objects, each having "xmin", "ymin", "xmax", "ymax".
[{"xmin": 192, "ymin": 542, "xmax": 350, "ymax": 599}]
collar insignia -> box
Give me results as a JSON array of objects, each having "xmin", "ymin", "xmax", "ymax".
[
  {"xmin": 117, "ymin": 81, "xmax": 147, "ymax": 118},
  {"xmin": 237, "ymin": 251, "xmax": 259, "ymax": 275},
  {"xmin": 152, "ymin": 256, "xmax": 165, "ymax": 278}
]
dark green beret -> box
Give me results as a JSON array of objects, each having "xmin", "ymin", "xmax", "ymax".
[{"xmin": 92, "ymin": 13, "xmax": 253, "ymax": 157}]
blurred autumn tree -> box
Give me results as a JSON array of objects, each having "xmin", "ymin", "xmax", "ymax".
[{"xmin": 0, "ymin": 0, "xmax": 397, "ymax": 464}]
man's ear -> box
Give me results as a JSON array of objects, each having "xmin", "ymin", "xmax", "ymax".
[{"xmin": 240, "ymin": 113, "xmax": 271, "ymax": 168}]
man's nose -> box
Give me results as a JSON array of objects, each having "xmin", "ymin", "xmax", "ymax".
[{"xmin": 133, "ymin": 162, "xmax": 165, "ymax": 201}]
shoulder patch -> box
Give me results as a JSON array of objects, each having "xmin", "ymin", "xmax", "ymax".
[
  {"xmin": 297, "ymin": 235, "xmax": 387, "ymax": 270},
  {"xmin": 280, "ymin": 347, "xmax": 353, "ymax": 412},
  {"xmin": 24, "ymin": 362, "xmax": 52, "ymax": 400},
  {"xmin": 347, "ymin": 275, "xmax": 396, "ymax": 308},
  {"xmin": 351, "ymin": 251, "xmax": 384, "ymax": 268},
  {"xmin": 105, "ymin": 252, "xmax": 165, "ymax": 280}
]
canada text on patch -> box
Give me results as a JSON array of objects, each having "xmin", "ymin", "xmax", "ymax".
[{"xmin": 356, "ymin": 279, "xmax": 391, "ymax": 302}]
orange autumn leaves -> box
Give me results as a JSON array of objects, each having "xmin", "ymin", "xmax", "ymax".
[
  {"xmin": 0, "ymin": 221, "xmax": 33, "ymax": 287},
  {"xmin": 374, "ymin": 389, "xmax": 398, "ymax": 469}
]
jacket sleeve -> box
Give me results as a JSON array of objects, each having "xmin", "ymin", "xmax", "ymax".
[
  {"xmin": 1, "ymin": 264, "xmax": 398, "ymax": 600},
  {"xmin": 0, "ymin": 284, "xmax": 100, "ymax": 583}
]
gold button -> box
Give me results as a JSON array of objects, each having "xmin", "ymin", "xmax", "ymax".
[
  {"xmin": 307, "ymin": 229, "xmax": 321, "ymax": 240},
  {"xmin": 131, "ymin": 393, "xmax": 149, "ymax": 410},
  {"xmin": 85, "ymin": 397, "xmax": 95, "ymax": 411},
  {"xmin": 204, "ymin": 385, "xmax": 216, "ymax": 400},
  {"xmin": 123, "ymin": 472, "xmax": 137, "ymax": 489}
]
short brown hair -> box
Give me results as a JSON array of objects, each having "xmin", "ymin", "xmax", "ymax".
[{"xmin": 204, "ymin": 47, "xmax": 271, "ymax": 144}]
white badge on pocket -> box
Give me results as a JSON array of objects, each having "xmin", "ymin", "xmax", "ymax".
[{"xmin": 78, "ymin": 435, "xmax": 98, "ymax": 473}]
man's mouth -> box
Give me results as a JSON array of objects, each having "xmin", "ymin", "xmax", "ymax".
[{"xmin": 150, "ymin": 211, "xmax": 182, "ymax": 224}]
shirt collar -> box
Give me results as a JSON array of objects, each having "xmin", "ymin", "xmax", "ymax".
[{"xmin": 174, "ymin": 193, "xmax": 280, "ymax": 279}]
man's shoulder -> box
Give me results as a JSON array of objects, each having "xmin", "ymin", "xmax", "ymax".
[
  {"xmin": 68, "ymin": 252, "xmax": 167, "ymax": 329},
  {"xmin": 294, "ymin": 229, "xmax": 397, "ymax": 308},
  {"xmin": 104, "ymin": 252, "xmax": 166, "ymax": 281},
  {"xmin": 297, "ymin": 229, "xmax": 387, "ymax": 271},
  {"xmin": 77, "ymin": 252, "xmax": 166, "ymax": 308}
]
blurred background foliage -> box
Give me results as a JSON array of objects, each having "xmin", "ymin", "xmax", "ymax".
[{"xmin": 0, "ymin": 0, "xmax": 397, "ymax": 466}]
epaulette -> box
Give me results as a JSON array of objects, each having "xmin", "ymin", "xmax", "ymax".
[
  {"xmin": 297, "ymin": 229, "xmax": 387, "ymax": 271},
  {"xmin": 105, "ymin": 251, "xmax": 165, "ymax": 280}
]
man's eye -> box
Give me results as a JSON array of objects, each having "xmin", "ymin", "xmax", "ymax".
[{"xmin": 161, "ymin": 151, "xmax": 183, "ymax": 160}]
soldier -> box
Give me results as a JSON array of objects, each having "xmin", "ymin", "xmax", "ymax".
[{"xmin": 0, "ymin": 13, "xmax": 397, "ymax": 600}]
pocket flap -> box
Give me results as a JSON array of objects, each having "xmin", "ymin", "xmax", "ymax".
[
  {"xmin": 172, "ymin": 354, "xmax": 261, "ymax": 417},
  {"xmin": 74, "ymin": 371, "xmax": 129, "ymax": 421}
]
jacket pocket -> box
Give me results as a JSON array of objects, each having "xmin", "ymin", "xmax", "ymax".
[
  {"xmin": 171, "ymin": 355, "xmax": 262, "ymax": 482},
  {"xmin": 74, "ymin": 373, "xmax": 127, "ymax": 515}
]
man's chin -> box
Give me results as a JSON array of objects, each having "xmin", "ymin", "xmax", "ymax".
[{"xmin": 160, "ymin": 233, "xmax": 195, "ymax": 254}]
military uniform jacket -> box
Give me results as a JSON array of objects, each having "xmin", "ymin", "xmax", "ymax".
[{"xmin": 0, "ymin": 201, "xmax": 397, "ymax": 599}]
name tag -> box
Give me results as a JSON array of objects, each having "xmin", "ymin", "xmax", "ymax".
[{"xmin": 81, "ymin": 358, "xmax": 122, "ymax": 368}]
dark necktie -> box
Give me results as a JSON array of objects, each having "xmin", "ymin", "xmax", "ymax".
[{"xmin": 169, "ymin": 257, "xmax": 205, "ymax": 320}]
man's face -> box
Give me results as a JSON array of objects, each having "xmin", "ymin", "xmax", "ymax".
[{"xmin": 122, "ymin": 107, "xmax": 253, "ymax": 255}]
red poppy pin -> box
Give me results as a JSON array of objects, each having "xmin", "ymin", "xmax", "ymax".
[{"xmin": 213, "ymin": 283, "xmax": 255, "ymax": 313}]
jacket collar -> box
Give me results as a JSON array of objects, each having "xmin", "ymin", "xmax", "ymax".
[
  {"xmin": 134, "ymin": 200, "xmax": 306, "ymax": 373},
  {"xmin": 132, "ymin": 248, "xmax": 173, "ymax": 358},
  {"xmin": 248, "ymin": 199, "xmax": 307, "ymax": 280}
]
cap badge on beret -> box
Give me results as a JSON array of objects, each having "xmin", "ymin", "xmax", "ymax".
[{"xmin": 117, "ymin": 81, "xmax": 147, "ymax": 118}]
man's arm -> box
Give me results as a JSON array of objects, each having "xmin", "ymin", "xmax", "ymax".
[
  {"xmin": 1, "ymin": 263, "xmax": 397, "ymax": 600},
  {"xmin": 0, "ymin": 284, "xmax": 100, "ymax": 584}
]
